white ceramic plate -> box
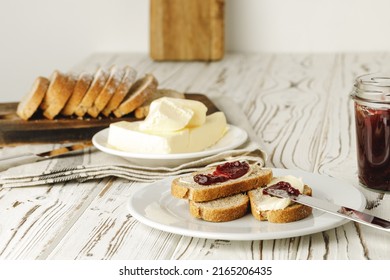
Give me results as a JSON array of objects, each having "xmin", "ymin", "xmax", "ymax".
[
  {"xmin": 127, "ymin": 168, "xmax": 366, "ymax": 240},
  {"xmin": 92, "ymin": 125, "xmax": 248, "ymax": 167}
]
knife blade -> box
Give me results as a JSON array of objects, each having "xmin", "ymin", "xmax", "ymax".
[
  {"xmin": 265, "ymin": 188, "xmax": 390, "ymax": 232},
  {"xmin": 0, "ymin": 142, "xmax": 93, "ymax": 172}
]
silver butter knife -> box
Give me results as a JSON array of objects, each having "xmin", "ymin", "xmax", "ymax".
[
  {"xmin": 265, "ymin": 188, "xmax": 390, "ymax": 232},
  {"xmin": 0, "ymin": 142, "xmax": 93, "ymax": 172}
]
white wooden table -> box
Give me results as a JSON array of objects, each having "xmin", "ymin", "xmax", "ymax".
[{"xmin": 1, "ymin": 52, "xmax": 389, "ymax": 260}]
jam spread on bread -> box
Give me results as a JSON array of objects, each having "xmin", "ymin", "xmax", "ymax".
[
  {"xmin": 263, "ymin": 181, "xmax": 300, "ymax": 196},
  {"xmin": 194, "ymin": 161, "xmax": 250, "ymax": 185}
]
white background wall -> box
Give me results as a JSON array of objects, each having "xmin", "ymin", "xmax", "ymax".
[{"xmin": 1, "ymin": 0, "xmax": 390, "ymax": 102}]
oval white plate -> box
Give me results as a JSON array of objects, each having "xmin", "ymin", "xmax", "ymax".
[
  {"xmin": 92, "ymin": 125, "xmax": 248, "ymax": 167},
  {"xmin": 127, "ymin": 168, "xmax": 366, "ymax": 240}
]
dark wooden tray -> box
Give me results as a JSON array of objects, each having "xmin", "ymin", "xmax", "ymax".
[{"xmin": 0, "ymin": 93, "xmax": 219, "ymax": 146}]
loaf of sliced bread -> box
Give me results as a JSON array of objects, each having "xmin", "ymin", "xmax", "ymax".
[
  {"xmin": 189, "ymin": 193, "xmax": 249, "ymax": 222},
  {"xmin": 17, "ymin": 76, "xmax": 49, "ymax": 120},
  {"xmin": 248, "ymin": 184, "xmax": 313, "ymax": 223},
  {"xmin": 16, "ymin": 65, "xmax": 167, "ymax": 120},
  {"xmin": 171, "ymin": 164, "xmax": 273, "ymax": 203}
]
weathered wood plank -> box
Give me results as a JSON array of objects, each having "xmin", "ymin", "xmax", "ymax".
[{"xmin": 48, "ymin": 179, "xmax": 182, "ymax": 260}]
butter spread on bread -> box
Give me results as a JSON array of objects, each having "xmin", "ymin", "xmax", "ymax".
[
  {"xmin": 248, "ymin": 175, "xmax": 313, "ymax": 223},
  {"xmin": 253, "ymin": 175, "xmax": 304, "ymax": 211}
]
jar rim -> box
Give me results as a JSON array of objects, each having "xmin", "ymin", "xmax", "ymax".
[{"xmin": 352, "ymin": 73, "xmax": 390, "ymax": 103}]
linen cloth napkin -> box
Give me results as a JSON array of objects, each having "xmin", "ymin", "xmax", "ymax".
[{"xmin": 0, "ymin": 94, "xmax": 267, "ymax": 188}]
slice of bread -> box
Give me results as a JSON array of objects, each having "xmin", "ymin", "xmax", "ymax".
[
  {"xmin": 43, "ymin": 73, "xmax": 77, "ymax": 120},
  {"xmin": 101, "ymin": 65, "xmax": 137, "ymax": 117},
  {"xmin": 112, "ymin": 73, "xmax": 158, "ymax": 118},
  {"xmin": 189, "ymin": 193, "xmax": 249, "ymax": 222},
  {"xmin": 87, "ymin": 66, "xmax": 124, "ymax": 118},
  {"xmin": 134, "ymin": 88, "xmax": 186, "ymax": 119},
  {"xmin": 171, "ymin": 164, "xmax": 273, "ymax": 202},
  {"xmin": 17, "ymin": 76, "xmax": 49, "ymax": 120},
  {"xmin": 40, "ymin": 70, "xmax": 68, "ymax": 111},
  {"xmin": 61, "ymin": 72, "xmax": 93, "ymax": 116},
  {"xmin": 248, "ymin": 185, "xmax": 313, "ymax": 223},
  {"xmin": 74, "ymin": 67, "xmax": 109, "ymax": 117}
]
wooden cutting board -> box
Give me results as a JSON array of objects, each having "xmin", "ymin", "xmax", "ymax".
[
  {"xmin": 0, "ymin": 94, "xmax": 219, "ymax": 146},
  {"xmin": 150, "ymin": 0, "xmax": 224, "ymax": 61}
]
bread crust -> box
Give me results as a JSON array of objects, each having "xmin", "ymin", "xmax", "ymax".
[
  {"xmin": 171, "ymin": 166, "xmax": 273, "ymax": 202},
  {"xmin": 17, "ymin": 76, "xmax": 49, "ymax": 120},
  {"xmin": 189, "ymin": 193, "xmax": 249, "ymax": 222},
  {"xmin": 112, "ymin": 73, "xmax": 158, "ymax": 118},
  {"xmin": 248, "ymin": 185, "xmax": 313, "ymax": 223}
]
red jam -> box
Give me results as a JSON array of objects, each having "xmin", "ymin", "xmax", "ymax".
[
  {"xmin": 193, "ymin": 161, "xmax": 250, "ymax": 185},
  {"xmin": 354, "ymin": 103, "xmax": 390, "ymax": 191},
  {"xmin": 262, "ymin": 181, "xmax": 300, "ymax": 196}
]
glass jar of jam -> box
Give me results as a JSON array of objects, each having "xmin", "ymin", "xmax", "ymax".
[{"xmin": 351, "ymin": 73, "xmax": 390, "ymax": 192}]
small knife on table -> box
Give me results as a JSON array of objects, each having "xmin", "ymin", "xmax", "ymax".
[
  {"xmin": 265, "ymin": 188, "xmax": 390, "ymax": 232},
  {"xmin": 0, "ymin": 142, "xmax": 93, "ymax": 172}
]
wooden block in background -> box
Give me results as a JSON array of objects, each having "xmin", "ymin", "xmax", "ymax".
[{"xmin": 150, "ymin": 0, "xmax": 224, "ymax": 61}]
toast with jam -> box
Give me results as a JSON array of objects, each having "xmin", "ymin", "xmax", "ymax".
[
  {"xmin": 248, "ymin": 179, "xmax": 313, "ymax": 223},
  {"xmin": 171, "ymin": 162, "xmax": 313, "ymax": 223},
  {"xmin": 171, "ymin": 161, "xmax": 273, "ymax": 203}
]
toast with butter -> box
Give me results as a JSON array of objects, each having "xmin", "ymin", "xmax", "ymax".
[
  {"xmin": 172, "ymin": 166, "xmax": 313, "ymax": 223},
  {"xmin": 248, "ymin": 176, "xmax": 313, "ymax": 223},
  {"xmin": 171, "ymin": 163, "xmax": 273, "ymax": 203}
]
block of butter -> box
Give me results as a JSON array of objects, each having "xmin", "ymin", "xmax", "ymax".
[
  {"xmin": 107, "ymin": 112, "xmax": 228, "ymax": 154},
  {"xmin": 140, "ymin": 97, "xmax": 208, "ymax": 132}
]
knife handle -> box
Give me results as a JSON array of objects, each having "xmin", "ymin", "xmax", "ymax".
[{"xmin": 0, "ymin": 153, "xmax": 41, "ymax": 172}]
